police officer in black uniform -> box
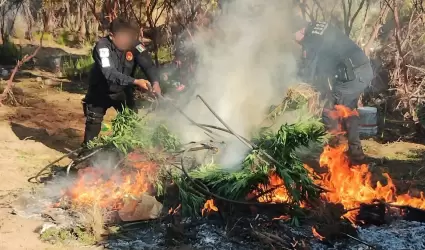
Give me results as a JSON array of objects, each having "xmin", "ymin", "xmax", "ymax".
[
  {"xmin": 294, "ymin": 20, "xmax": 374, "ymax": 162},
  {"xmin": 82, "ymin": 18, "xmax": 161, "ymax": 145}
]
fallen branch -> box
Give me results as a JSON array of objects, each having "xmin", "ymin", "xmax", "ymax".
[
  {"xmin": 28, "ymin": 146, "xmax": 83, "ymax": 183},
  {"xmin": 196, "ymin": 95, "xmax": 329, "ymax": 194},
  {"xmin": 0, "ymin": 33, "xmax": 44, "ymax": 105},
  {"xmin": 341, "ymin": 232, "xmax": 376, "ymax": 249}
]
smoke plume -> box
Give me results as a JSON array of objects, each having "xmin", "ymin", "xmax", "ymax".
[{"xmin": 168, "ymin": 0, "xmax": 299, "ymax": 167}]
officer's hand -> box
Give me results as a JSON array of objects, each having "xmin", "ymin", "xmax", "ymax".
[
  {"xmin": 134, "ymin": 79, "xmax": 151, "ymax": 90},
  {"xmin": 152, "ymin": 82, "xmax": 162, "ymax": 96}
]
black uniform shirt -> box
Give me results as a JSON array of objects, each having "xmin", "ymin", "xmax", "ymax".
[
  {"xmin": 301, "ymin": 21, "xmax": 369, "ymax": 82},
  {"xmin": 87, "ymin": 37, "xmax": 159, "ymax": 101}
]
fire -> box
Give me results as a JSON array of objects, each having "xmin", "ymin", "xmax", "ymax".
[
  {"xmin": 202, "ymin": 199, "xmax": 218, "ymax": 216},
  {"xmin": 327, "ymin": 105, "xmax": 359, "ymax": 119},
  {"xmin": 169, "ymin": 204, "xmax": 181, "ymax": 215},
  {"xmin": 319, "ymin": 142, "xmax": 425, "ymax": 221},
  {"xmin": 272, "ymin": 215, "xmax": 290, "ymax": 221},
  {"xmin": 256, "ymin": 173, "xmax": 290, "ymax": 203},
  {"xmin": 255, "ymin": 105, "xmax": 425, "ymax": 223},
  {"xmin": 318, "ymin": 106, "xmax": 425, "ymax": 222},
  {"xmin": 311, "ymin": 226, "xmax": 325, "ymax": 241},
  {"xmin": 60, "ymin": 152, "xmax": 158, "ymax": 211}
]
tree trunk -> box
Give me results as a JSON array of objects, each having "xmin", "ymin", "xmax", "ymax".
[
  {"xmin": 392, "ymin": 1, "xmax": 409, "ymax": 93},
  {"xmin": 363, "ymin": 6, "xmax": 389, "ymax": 56},
  {"xmin": 79, "ymin": 3, "xmax": 87, "ymax": 42}
]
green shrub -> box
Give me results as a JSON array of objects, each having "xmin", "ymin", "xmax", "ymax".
[
  {"xmin": 156, "ymin": 45, "xmax": 173, "ymax": 64},
  {"xmin": 33, "ymin": 32, "xmax": 54, "ymax": 42},
  {"xmin": 0, "ymin": 42, "xmax": 21, "ymax": 64},
  {"xmin": 62, "ymin": 55, "xmax": 94, "ymax": 78},
  {"xmin": 56, "ymin": 30, "xmax": 73, "ymax": 46}
]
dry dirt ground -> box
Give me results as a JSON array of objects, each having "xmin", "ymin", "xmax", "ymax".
[
  {"xmin": 1, "ymin": 72, "xmax": 425, "ymax": 249},
  {"xmin": 0, "ymin": 74, "xmax": 114, "ymax": 250}
]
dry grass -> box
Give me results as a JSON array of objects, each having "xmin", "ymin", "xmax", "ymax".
[
  {"xmin": 261, "ymin": 83, "xmax": 322, "ymax": 128},
  {"xmin": 78, "ymin": 202, "xmax": 106, "ymax": 243}
]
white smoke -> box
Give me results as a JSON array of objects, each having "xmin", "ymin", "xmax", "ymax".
[{"xmin": 168, "ymin": 0, "xmax": 299, "ymax": 168}]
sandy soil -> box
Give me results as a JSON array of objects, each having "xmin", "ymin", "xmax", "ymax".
[
  {"xmin": 0, "ymin": 75, "xmax": 114, "ymax": 250},
  {"xmin": 0, "ymin": 71, "xmax": 425, "ymax": 249}
]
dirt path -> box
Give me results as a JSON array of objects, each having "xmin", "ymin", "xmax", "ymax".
[
  {"xmin": 0, "ymin": 76, "xmax": 114, "ymax": 250},
  {"xmin": 0, "ymin": 72, "xmax": 425, "ymax": 249}
]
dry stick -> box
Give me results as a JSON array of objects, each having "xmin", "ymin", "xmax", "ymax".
[
  {"xmin": 406, "ymin": 64, "xmax": 425, "ymax": 97},
  {"xmin": 66, "ymin": 147, "xmax": 104, "ymax": 175},
  {"xmin": 28, "ymin": 147, "xmax": 84, "ymax": 183},
  {"xmin": 340, "ymin": 233, "xmax": 376, "ymax": 249},
  {"xmin": 196, "ymin": 95, "xmax": 253, "ymax": 149},
  {"xmin": 156, "ymin": 94, "xmax": 217, "ymax": 136},
  {"xmin": 0, "ymin": 33, "xmax": 44, "ymax": 105}
]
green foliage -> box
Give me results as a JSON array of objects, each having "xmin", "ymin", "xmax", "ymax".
[
  {"xmin": 56, "ymin": 30, "xmax": 75, "ymax": 47},
  {"xmin": 151, "ymin": 124, "xmax": 181, "ymax": 151},
  {"xmin": 33, "ymin": 32, "xmax": 54, "ymax": 42},
  {"xmin": 189, "ymin": 162, "xmax": 269, "ymax": 200},
  {"xmin": 179, "ymin": 119, "xmax": 326, "ymax": 216},
  {"xmin": 88, "ymin": 107, "xmax": 151, "ymax": 154},
  {"xmin": 156, "ymin": 45, "xmax": 173, "ymax": 64},
  {"xmin": 88, "ymin": 107, "xmax": 181, "ymax": 154},
  {"xmin": 173, "ymin": 175, "xmax": 205, "ymax": 216},
  {"xmin": 87, "ymin": 106, "xmax": 323, "ymax": 218},
  {"xmin": 62, "ymin": 55, "xmax": 94, "ymax": 78},
  {"xmin": 0, "ymin": 42, "xmax": 21, "ymax": 64},
  {"xmin": 252, "ymin": 119, "xmax": 326, "ymax": 203}
]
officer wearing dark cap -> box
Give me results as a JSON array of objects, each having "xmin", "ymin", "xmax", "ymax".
[
  {"xmin": 82, "ymin": 18, "xmax": 161, "ymax": 145},
  {"xmin": 293, "ymin": 19, "xmax": 374, "ymax": 163}
]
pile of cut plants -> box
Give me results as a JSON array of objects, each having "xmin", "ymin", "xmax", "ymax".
[{"xmin": 23, "ymin": 89, "xmax": 425, "ymax": 249}]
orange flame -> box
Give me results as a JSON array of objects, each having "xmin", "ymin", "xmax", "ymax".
[
  {"xmin": 256, "ymin": 173, "xmax": 291, "ymax": 203},
  {"xmin": 201, "ymin": 199, "xmax": 218, "ymax": 216},
  {"xmin": 318, "ymin": 106, "xmax": 425, "ymax": 222},
  {"xmin": 272, "ymin": 215, "xmax": 290, "ymax": 221},
  {"xmin": 169, "ymin": 204, "xmax": 181, "ymax": 215},
  {"xmin": 61, "ymin": 152, "xmax": 158, "ymax": 211},
  {"xmin": 255, "ymin": 105, "xmax": 425, "ymax": 223},
  {"xmin": 312, "ymin": 226, "xmax": 325, "ymax": 241}
]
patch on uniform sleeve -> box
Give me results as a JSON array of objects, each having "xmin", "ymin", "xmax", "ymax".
[
  {"xmin": 126, "ymin": 51, "xmax": 133, "ymax": 61},
  {"xmin": 311, "ymin": 21, "xmax": 328, "ymax": 36},
  {"xmin": 136, "ymin": 44, "xmax": 145, "ymax": 53},
  {"xmin": 101, "ymin": 58, "xmax": 110, "ymax": 68},
  {"xmin": 99, "ymin": 48, "xmax": 110, "ymax": 58}
]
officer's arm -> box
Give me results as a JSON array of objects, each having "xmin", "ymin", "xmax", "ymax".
[
  {"xmin": 93, "ymin": 42, "xmax": 135, "ymax": 86},
  {"xmin": 133, "ymin": 43, "xmax": 160, "ymax": 84}
]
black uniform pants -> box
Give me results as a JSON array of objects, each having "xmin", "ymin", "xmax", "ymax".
[
  {"xmin": 82, "ymin": 94, "xmax": 136, "ymax": 145},
  {"xmin": 320, "ymin": 63, "xmax": 373, "ymax": 152}
]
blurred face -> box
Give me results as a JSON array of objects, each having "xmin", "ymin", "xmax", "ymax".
[{"xmin": 110, "ymin": 30, "xmax": 135, "ymax": 50}]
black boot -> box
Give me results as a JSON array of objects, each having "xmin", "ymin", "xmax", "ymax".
[{"xmin": 348, "ymin": 144, "xmax": 366, "ymax": 165}]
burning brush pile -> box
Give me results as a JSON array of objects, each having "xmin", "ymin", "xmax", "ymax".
[{"xmin": 26, "ymin": 95, "xmax": 425, "ymax": 249}]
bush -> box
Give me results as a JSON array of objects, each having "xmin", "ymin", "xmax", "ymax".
[
  {"xmin": 56, "ymin": 30, "xmax": 74, "ymax": 47},
  {"xmin": 0, "ymin": 42, "xmax": 21, "ymax": 64},
  {"xmin": 62, "ymin": 55, "xmax": 94, "ymax": 78},
  {"xmin": 33, "ymin": 32, "xmax": 54, "ymax": 42},
  {"xmin": 156, "ymin": 45, "xmax": 173, "ymax": 64}
]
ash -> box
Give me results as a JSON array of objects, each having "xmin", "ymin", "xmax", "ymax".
[
  {"xmin": 312, "ymin": 220, "xmax": 425, "ymax": 250},
  {"xmin": 106, "ymin": 219, "xmax": 261, "ymax": 250}
]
